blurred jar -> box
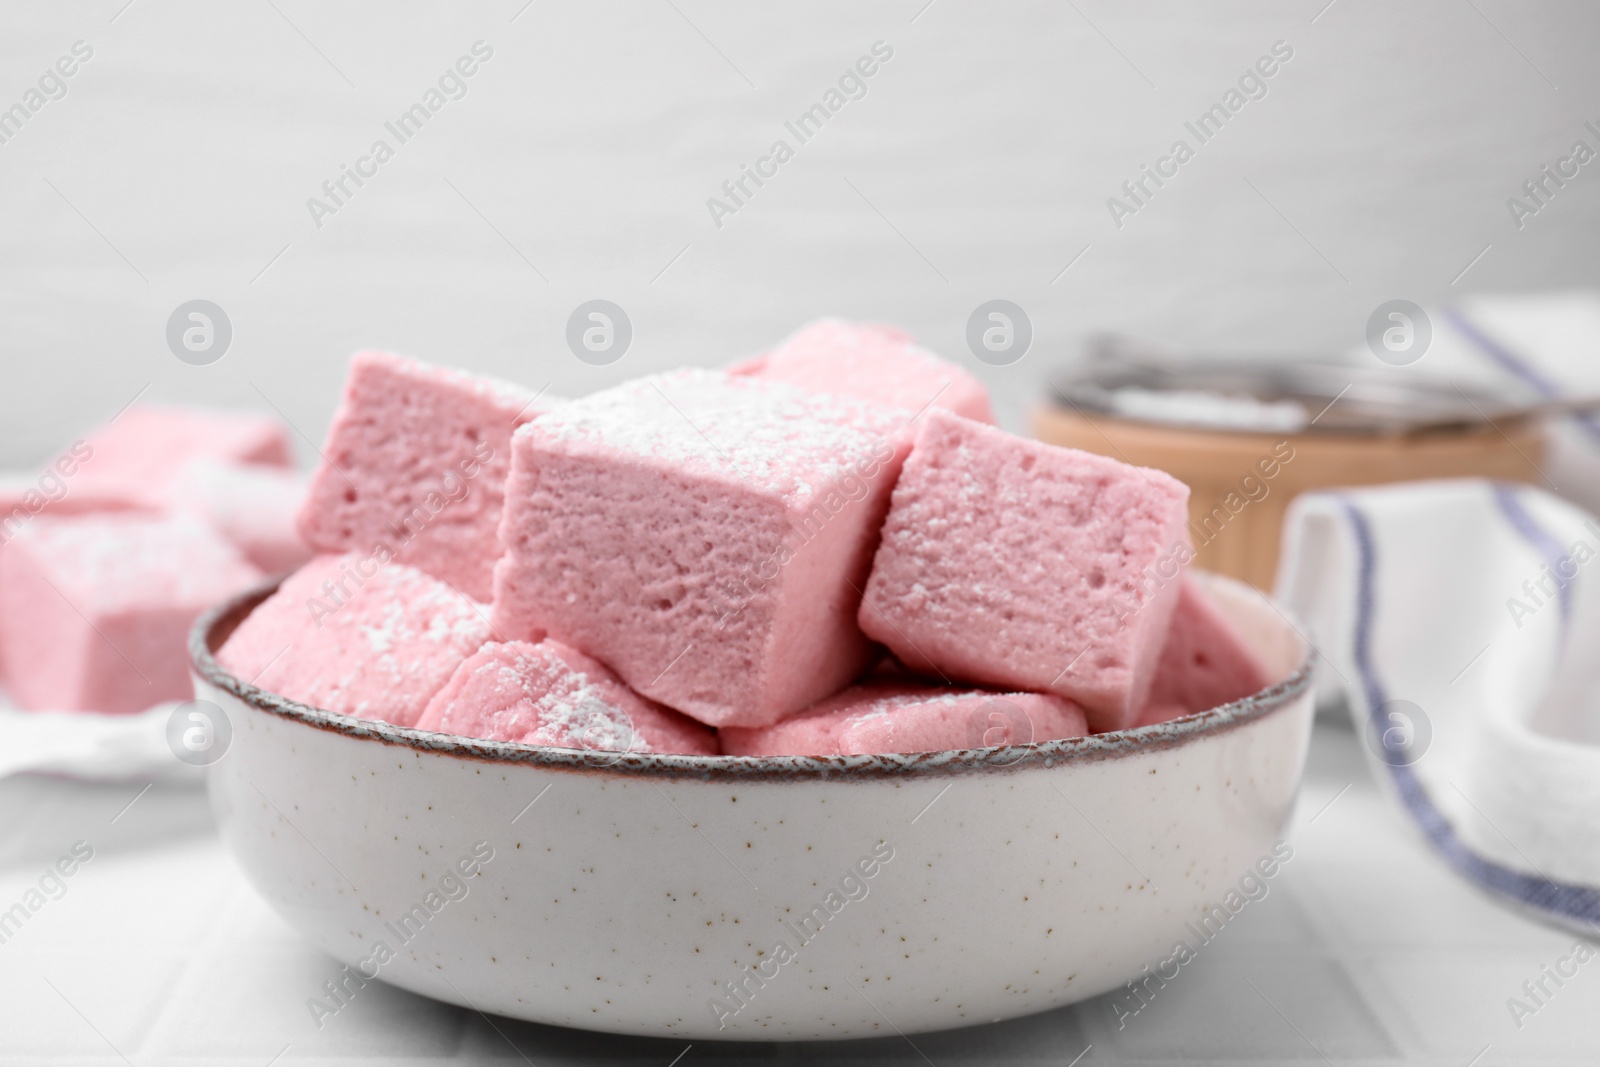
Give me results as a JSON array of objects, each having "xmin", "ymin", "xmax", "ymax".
[{"xmin": 1033, "ymin": 336, "xmax": 1545, "ymax": 589}]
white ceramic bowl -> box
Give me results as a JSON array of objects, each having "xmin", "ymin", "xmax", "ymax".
[{"xmin": 190, "ymin": 571, "xmax": 1312, "ymax": 1041}]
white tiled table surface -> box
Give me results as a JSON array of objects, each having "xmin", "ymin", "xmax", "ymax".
[{"xmin": 1, "ymin": 719, "xmax": 1594, "ymax": 1066}]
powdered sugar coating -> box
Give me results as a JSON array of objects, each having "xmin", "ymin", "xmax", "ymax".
[
  {"xmin": 525, "ymin": 369, "xmax": 905, "ymax": 509},
  {"xmin": 217, "ymin": 553, "xmax": 492, "ymax": 727},
  {"xmin": 719, "ymin": 680, "xmax": 1087, "ymax": 756},
  {"xmin": 492, "ymin": 369, "xmax": 912, "ymax": 727},
  {"xmin": 859, "ymin": 409, "xmax": 1191, "ymax": 733},
  {"xmin": 11, "ymin": 513, "xmax": 262, "ymax": 613},
  {"xmin": 731, "ymin": 319, "xmax": 997, "ymax": 425},
  {"xmin": 297, "ymin": 351, "xmax": 559, "ymax": 601},
  {"xmin": 415, "ymin": 640, "xmax": 716, "ymax": 755},
  {"xmin": 1136, "ymin": 573, "xmax": 1275, "ymax": 725},
  {"xmin": 0, "ymin": 513, "xmax": 263, "ymax": 712}
]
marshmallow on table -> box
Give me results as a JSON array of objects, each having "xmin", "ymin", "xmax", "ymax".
[
  {"xmin": 0, "ymin": 410, "xmax": 290, "ymax": 670},
  {"xmin": 70, "ymin": 404, "xmax": 294, "ymax": 511},
  {"xmin": 720, "ymin": 680, "xmax": 1088, "ymax": 756},
  {"xmin": 859, "ymin": 409, "xmax": 1191, "ymax": 734},
  {"xmin": 730, "ymin": 319, "xmax": 997, "ymax": 425},
  {"xmin": 2, "ymin": 406, "xmax": 297, "ymax": 546},
  {"xmin": 492, "ymin": 368, "xmax": 911, "ymax": 728},
  {"xmin": 173, "ymin": 458, "xmax": 312, "ymax": 574},
  {"xmin": 0, "ymin": 473, "xmax": 145, "ymax": 550},
  {"xmin": 1134, "ymin": 573, "xmax": 1276, "ymax": 727},
  {"xmin": 415, "ymin": 640, "xmax": 716, "ymax": 755},
  {"xmin": 0, "ymin": 514, "xmax": 263, "ymax": 713},
  {"xmin": 297, "ymin": 351, "xmax": 557, "ymax": 601},
  {"xmin": 217, "ymin": 553, "xmax": 492, "ymax": 727}
]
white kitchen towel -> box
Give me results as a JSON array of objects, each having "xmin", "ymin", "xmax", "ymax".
[
  {"xmin": 1367, "ymin": 290, "xmax": 1600, "ymax": 517},
  {"xmin": 1277, "ymin": 479, "xmax": 1600, "ymax": 934},
  {"xmin": 0, "ymin": 699, "xmax": 201, "ymax": 783}
]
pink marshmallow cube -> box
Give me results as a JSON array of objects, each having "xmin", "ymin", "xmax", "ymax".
[
  {"xmin": 720, "ymin": 680, "xmax": 1087, "ymax": 756},
  {"xmin": 491, "ymin": 369, "xmax": 911, "ymax": 728},
  {"xmin": 1135, "ymin": 574, "xmax": 1275, "ymax": 726},
  {"xmin": 0, "ymin": 514, "xmax": 262, "ymax": 712},
  {"xmin": 297, "ymin": 351, "xmax": 558, "ymax": 601},
  {"xmin": 731, "ymin": 319, "xmax": 997, "ymax": 425},
  {"xmin": 71, "ymin": 404, "xmax": 293, "ymax": 511},
  {"xmin": 859, "ymin": 409, "xmax": 1191, "ymax": 733},
  {"xmin": 217, "ymin": 553, "xmax": 492, "ymax": 727},
  {"xmin": 174, "ymin": 458, "xmax": 312, "ymax": 575},
  {"xmin": 0, "ymin": 472, "xmax": 147, "ymax": 549},
  {"xmin": 415, "ymin": 640, "xmax": 716, "ymax": 755}
]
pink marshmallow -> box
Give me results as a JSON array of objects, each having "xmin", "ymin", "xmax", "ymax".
[
  {"xmin": 70, "ymin": 404, "xmax": 293, "ymax": 511},
  {"xmin": 217, "ymin": 553, "xmax": 492, "ymax": 727},
  {"xmin": 1132, "ymin": 700, "xmax": 1189, "ymax": 729},
  {"xmin": 720, "ymin": 681, "xmax": 1087, "ymax": 756},
  {"xmin": 0, "ymin": 474, "xmax": 147, "ymax": 550},
  {"xmin": 174, "ymin": 458, "xmax": 312, "ymax": 574},
  {"xmin": 1135, "ymin": 574, "xmax": 1275, "ymax": 726},
  {"xmin": 415, "ymin": 640, "xmax": 716, "ymax": 755},
  {"xmin": 724, "ymin": 353, "xmax": 770, "ymax": 376},
  {"xmin": 730, "ymin": 319, "xmax": 997, "ymax": 424},
  {"xmin": 0, "ymin": 514, "xmax": 262, "ymax": 712},
  {"xmin": 297, "ymin": 351, "xmax": 558, "ymax": 601},
  {"xmin": 859, "ymin": 409, "xmax": 1191, "ymax": 733},
  {"xmin": 491, "ymin": 369, "xmax": 911, "ymax": 728}
]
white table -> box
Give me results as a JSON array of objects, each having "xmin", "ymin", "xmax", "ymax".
[{"xmin": 1, "ymin": 719, "xmax": 1593, "ymax": 1065}]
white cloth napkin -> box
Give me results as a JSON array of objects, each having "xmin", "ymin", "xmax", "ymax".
[
  {"xmin": 0, "ymin": 699, "xmax": 200, "ymax": 782},
  {"xmin": 1377, "ymin": 289, "xmax": 1600, "ymax": 517},
  {"xmin": 1277, "ymin": 479, "xmax": 1600, "ymax": 935}
]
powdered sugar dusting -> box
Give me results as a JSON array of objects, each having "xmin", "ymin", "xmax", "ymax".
[
  {"xmin": 421, "ymin": 641, "xmax": 645, "ymax": 752},
  {"xmin": 524, "ymin": 369, "xmax": 902, "ymax": 508},
  {"xmin": 414, "ymin": 640, "xmax": 718, "ymax": 754},
  {"xmin": 215, "ymin": 552, "xmax": 492, "ymax": 728},
  {"xmin": 14, "ymin": 513, "xmax": 263, "ymax": 611}
]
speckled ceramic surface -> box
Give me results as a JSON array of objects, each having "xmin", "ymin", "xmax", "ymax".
[{"xmin": 190, "ymin": 572, "xmax": 1313, "ymax": 1041}]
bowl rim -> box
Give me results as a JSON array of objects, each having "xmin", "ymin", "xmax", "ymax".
[{"xmin": 190, "ymin": 576, "xmax": 1314, "ymax": 781}]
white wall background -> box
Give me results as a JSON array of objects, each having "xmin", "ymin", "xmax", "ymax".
[{"xmin": 2, "ymin": 0, "xmax": 1597, "ymax": 465}]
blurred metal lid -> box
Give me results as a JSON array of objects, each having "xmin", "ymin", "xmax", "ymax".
[{"xmin": 1049, "ymin": 334, "xmax": 1522, "ymax": 436}]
